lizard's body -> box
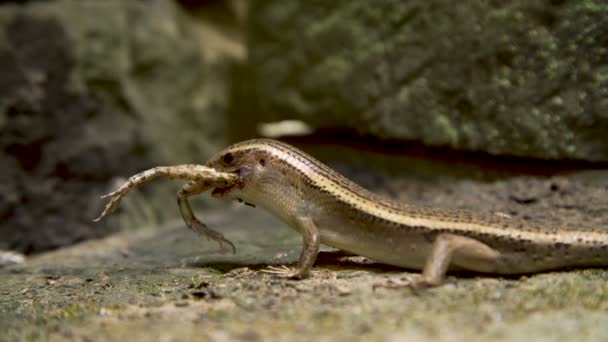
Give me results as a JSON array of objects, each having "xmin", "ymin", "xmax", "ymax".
[{"xmin": 97, "ymin": 139, "xmax": 608, "ymax": 287}]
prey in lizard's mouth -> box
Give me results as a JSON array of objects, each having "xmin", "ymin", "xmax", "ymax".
[
  {"xmin": 210, "ymin": 169, "xmax": 256, "ymax": 207},
  {"xmin": 210, "ymin": 170, "xmax": 241, "ymax": 198},
  {"xmin": 210, "ymin": 167, "xmax": 250, "ymax": 198}
]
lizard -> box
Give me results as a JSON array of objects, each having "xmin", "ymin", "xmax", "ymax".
[{"xmin": 95, "ymin": 138, "xmax": 608, "ymax": 288}]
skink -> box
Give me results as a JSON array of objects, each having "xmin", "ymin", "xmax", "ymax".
[{"xmin": 97, "ymin": 139, "xmax": 608, "ymax": 288}]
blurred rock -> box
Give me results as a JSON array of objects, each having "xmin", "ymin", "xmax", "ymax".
[
  {"xmin": 248, "ymin": 0, "xmax": 608, "ymax": 161},
  {"xmin": 0, "ymin": 0, "xmax": 238, "ymax": 253}
]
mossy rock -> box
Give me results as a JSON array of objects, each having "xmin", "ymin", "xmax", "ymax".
[{"xmin": 248, "ymin": 0, "xmax": 608, "ymax": 161}]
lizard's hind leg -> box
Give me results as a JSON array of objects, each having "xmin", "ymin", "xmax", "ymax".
[
  {"xmin": 177, "ymin": 180, "xmax": 236, "ymax": 254},
  {"xmin": 94, "ymin": 165, "xmax": 237, "ymax": 222}
]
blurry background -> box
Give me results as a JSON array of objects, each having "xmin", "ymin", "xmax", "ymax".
[
  {"xmin": 1, "ymin": 0, "xmax": 607, "ymax": 255},
  {"xmin": 2, "ymin": 1, "xmax": 608, "ymax": 340}
]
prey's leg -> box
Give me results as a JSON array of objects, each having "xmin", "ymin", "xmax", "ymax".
[
  {"xmin": 380, "ymin": 233, "xmax": 500, "ymax": 290},
  {"xmin": 263, "ymin": 216, "xmax": 320, "ymax": 279},
  {"xmin": 177, "ymin": 180, "xmax": 236, "ymax": 254},
  {"xmin": 94, "ymin": 164, "xmax": 237, "ymax": 222}
]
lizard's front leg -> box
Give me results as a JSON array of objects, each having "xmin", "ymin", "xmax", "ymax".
[{"xmin": 263, "ymin": 216, "xmax": 320, "ymax": 279}]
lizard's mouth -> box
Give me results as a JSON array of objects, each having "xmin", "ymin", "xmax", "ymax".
[
  {"xmin": 211, "ymin": 186, "xmax": 232, "ymax": 197},
  {"xmin": 211, "ymin": 167, "xmax": 247, "ymax": 198},
  {"xmin": 211, "ymin": 175, "xmax": 239, "ymax": 198}
]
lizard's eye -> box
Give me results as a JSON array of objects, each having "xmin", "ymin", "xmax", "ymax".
[{"xmin": 222, "ymin": 152, "xmax": 235, "ymax": 165}]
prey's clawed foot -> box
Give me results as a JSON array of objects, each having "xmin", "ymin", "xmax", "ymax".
[
  {"xmin": 261, "ymin": 265, "xmax": 306, "ymax": 279},
  {"xmin": 93, "ymin": 187, "xmax": 130, "ymax": 222},
  {"xmin": 190, "ymin": 219, "xmax": 236, "ymax": 255}
]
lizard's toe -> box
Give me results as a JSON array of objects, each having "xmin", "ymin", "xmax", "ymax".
[{"xmin": 261, "ymin": 265, "xmax": 305, "ymax": 279}]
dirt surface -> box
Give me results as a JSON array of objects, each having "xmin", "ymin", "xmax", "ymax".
[{"xmin": 1, "ymin": 155, "xmax": 607, "ymax": 341}]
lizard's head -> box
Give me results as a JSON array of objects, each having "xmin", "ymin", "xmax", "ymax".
[{"xmin": 205, "ymin": 139, "xmax": 285, "ymax": 205}]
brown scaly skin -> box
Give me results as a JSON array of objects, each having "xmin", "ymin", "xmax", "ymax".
[{"xmin": 97, "ymin": 139, "xmax": 608, "ymax": 288}]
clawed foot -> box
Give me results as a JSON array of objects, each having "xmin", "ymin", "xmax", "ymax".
[
  {"xmin": 373, "ymin": 275, "xmax": 439, "ymax": 294},
  {"xmin": 261, "ymin": 265, "xmax": 306, "ymax": 279},
  {"xmin": 93, "ymin": 188, "xmax": 129, "ymax": 222},
  {"xmin": 190, "ymin": 219, "xmax": 236, "ymax": 255}
]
